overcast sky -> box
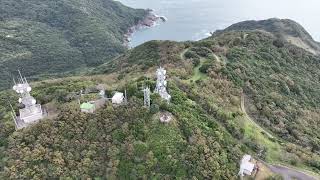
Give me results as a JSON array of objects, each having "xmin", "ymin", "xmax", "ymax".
[{"xmin": 234, "ymin": 0, "xmax": 320, "ymax": 40}]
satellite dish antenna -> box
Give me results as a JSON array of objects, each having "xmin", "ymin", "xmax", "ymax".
[
  {"xmin": 27, "ymin": 87, "xmax": 32, "ymax": 92},
  {"xmin": 31, "ymin": 99, "xmax": 36, "ymax": 105},
  {"xmin": 18, "ymin": 98, "xmax": 22, "ymax": 103}
]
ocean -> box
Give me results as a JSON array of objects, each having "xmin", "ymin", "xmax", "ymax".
[{"xmin": 118, "ymin": 0, "xmax": 320, "ymax": 47}]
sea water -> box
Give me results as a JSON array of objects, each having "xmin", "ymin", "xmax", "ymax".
[{"xmin": 118, "ymin": 0, "xmax": 320, "ymax": 47}]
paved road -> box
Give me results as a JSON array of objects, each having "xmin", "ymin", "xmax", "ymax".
[
  {"xmin": 268, "ymin": 164, "xmax": 317, "ymax": 180},
  {"xmin": 241, "ymin": 95, "xmax": 319, "ymax": 180}
]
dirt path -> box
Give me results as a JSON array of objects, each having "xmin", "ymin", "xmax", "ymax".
[
  {"xmin": 180, "ymin": 48, "xmax": 190, "ymax": 61},
  {"xmin": 213, "ymin": 53, "xmax": 221, "ymax": 63},
  {"xmin": 180, "ymin": 47, "xmax": 220, "ymax": 63},
  {"xmin": 180, "ymin": 48, "xmax": 207, "ymax": 81},
  {"xmin": 240, "ymin": 94, "xmax": 274, "ymax": 139}
]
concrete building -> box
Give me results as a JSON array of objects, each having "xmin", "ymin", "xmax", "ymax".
[
  {"xmin": 239, "ymin": 155, "xmax": 256, "ymax": 177},
  {"xmin": 80, "ymin": 102, "xmax": 96, "ymax": 113},
  {"xmin": 112, "ymin": 92, "xmax": 124, "ymax": 104}
]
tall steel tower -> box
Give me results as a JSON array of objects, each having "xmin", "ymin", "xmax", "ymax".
[
  {"xmin": 143, "ymin": 87, "xmax": 151, "ymax": 108},
  {"xmin": 154, "ymin": 67, "xmax": 171, "ymax": 102},
  {"xmin": 12, "ymin": 71, "xmax": 44, "ymax": 129}
]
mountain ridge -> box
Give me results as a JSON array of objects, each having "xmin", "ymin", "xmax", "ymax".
[{"xmin": 214, "ymin": 18, "xmax": 320, "ymax": 55}]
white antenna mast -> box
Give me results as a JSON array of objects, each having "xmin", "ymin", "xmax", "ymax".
[
  {"xmin": 124, "ymin": 89, "xmax": 128, "ymax": 105},
  {"xmin": 24, "ymin": 77, "xmax": 28, "ymax": 85},
  {"xmin": 9, "ymin": 103, "xmax": 18, "ymax": 129},
  {"xmin": 18, "ymin": 69, "xmax": 25, "ymax": 84},
  {"xmin": 13, "ymin": 77, "xmax": 16, "ymax": 85}
]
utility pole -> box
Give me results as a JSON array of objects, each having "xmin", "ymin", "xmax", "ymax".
[{"xmin": 124, "ymin": 89, "xmax": 128, "ymax": 105}]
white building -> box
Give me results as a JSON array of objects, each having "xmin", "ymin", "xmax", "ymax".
[
  {"xmin": 80, "ymin": 102, "xmax": 96, "ymax": 113},
  {"xmin": 239, "ymin": 155, "xmax": 255, "ymax": 177},
  {"xmin": 112, "ymin": 92, "xmax": 124, "ymax": 104}
]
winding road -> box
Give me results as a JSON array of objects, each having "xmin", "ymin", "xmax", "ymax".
[
  {"xmin": 241, "ymin": 94, "xmax": 319, "ymax": 180},
  {"xmin": 267, "ymin": 164, "xmax": 317, "ymax": 180},
  {"xmin": 240, "ymin": 94, "xmax": 274, "ymax": 139}
]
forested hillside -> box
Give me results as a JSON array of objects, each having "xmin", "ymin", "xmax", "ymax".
[
  {"xmin": 0, "ymin": 19, "xmax": 320, "ymax": 179},
  {"xmin": 0, "ymin": 79, "xmax": 243, "ymax": 179},
  {"xmin": 0, "ymin": 0, "xmax": 147, "ymax": 90}
]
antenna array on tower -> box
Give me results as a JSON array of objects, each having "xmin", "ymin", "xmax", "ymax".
[
  {"xmin": 154, "ymin": 67, "xmax": 171, "ymax": 103},
  {"xmin": 11, "ymin": 71, "xmax": 45, "ymax": 130}
]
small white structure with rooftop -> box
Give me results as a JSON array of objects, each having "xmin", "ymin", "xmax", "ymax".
[
  {"xmin": 11, "ymin": 71, "xmax": 45, "ymax": 130},
  {"xmin": 80, "ymin": 102, "xmax": 96, "ymax": 113},
  {"xmin": 154, "ymin": 67, "xmax": 171, "ymax": 102},
  {"xmin": 112, "ymin": 92, "xmax": 124, "ymax": 104},
  {"xmin": 238, "ymin": 154, "xmax": 256, "ymax": 177},
  {"xmin": 80, "ymin": 85, "xmax": 107, "ymax": 113}
]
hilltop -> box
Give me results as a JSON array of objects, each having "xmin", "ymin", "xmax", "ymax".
[
  {"xmin": 0, "ymin": 19, "xmax": 320, "ymax": 179},
  {"xmin": 214, "ymin": 18, "xmax": 320, "ymax": 55},
  {"xmin": 0, "ymin": 0, "xmax": 148, "ymax": 90}
]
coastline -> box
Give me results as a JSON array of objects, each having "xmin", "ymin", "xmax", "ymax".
[{"xmin": 123, "ymin": 9, "xmax": 166, "ymax": 48}]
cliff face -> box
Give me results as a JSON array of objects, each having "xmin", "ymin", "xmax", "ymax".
[
  {"xmin": 0, "ymin": 0, "xmax": 148, "ymax": 90},
  {"xmin": 214, "ymin": 18, "xmax": 320, "ymax": 55}
]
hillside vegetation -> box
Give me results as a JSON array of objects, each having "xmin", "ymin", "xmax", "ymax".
[
  {"xmin": 0, "ymin": 19, "xmax": 320, "ymax": 179},
  {"xmin": 0, "ymin": 0, "xmax": 147, "ymax": 90}
]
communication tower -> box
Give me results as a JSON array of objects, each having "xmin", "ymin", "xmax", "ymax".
[
  {"xmin": 154, "ymin": 67, "xmax": 171, "ymax": 103},
  {"xmin": 143, "ymin": 87, "xmax": 151, "ymax": 108},
  {"xmin": 11, "ymin": 71, "xmax": 44, "ymax": 129}
]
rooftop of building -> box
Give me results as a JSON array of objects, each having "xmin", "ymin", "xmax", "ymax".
[{"xmin": 80, "ymin": 102, "xmax": 95, "ymax": 110}]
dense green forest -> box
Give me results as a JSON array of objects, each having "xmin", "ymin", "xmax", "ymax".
[
  {"xmin": 0, "ymin": 19, "xmax": 320, "ymax": 178},
  {"xmin": 213, "ymin": 32, "xmax": 320, "ymax": 150},
  {"xmin": 0, "ymin": 0, "xmax": 148, "ymax": 90},
  {"xmin": 0, "ymin": 79, "xmax": 244, "ymax": 179}
]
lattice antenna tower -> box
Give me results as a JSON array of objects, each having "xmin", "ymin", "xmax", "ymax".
[
  {"xmin": 13, "ymin": 70, "xmax": 36, "ymax": 108},
  {"xmin": 143, "ymin": 86, "xmax": 151, "ymax": 108},
  {"xmin": 9, "ymin": 102, "xmax": 18, "ymax": 129}
]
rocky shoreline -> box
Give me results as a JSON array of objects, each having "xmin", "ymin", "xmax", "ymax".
[{"xmin": 124, "ymin": 9, "xmax": 167, "ymax": 47}]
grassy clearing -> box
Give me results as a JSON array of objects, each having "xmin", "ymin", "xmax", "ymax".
[
  {"xmin": 241, "ymin": 116, "xmax": 282, "ymax": 162},
  {"xmin": 179, "ymin": 47, "xmax": 208, "ymax": 82},
  {"xmin": 190, "ymin": 58, "xmax": 207, "ymax": 82}
]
